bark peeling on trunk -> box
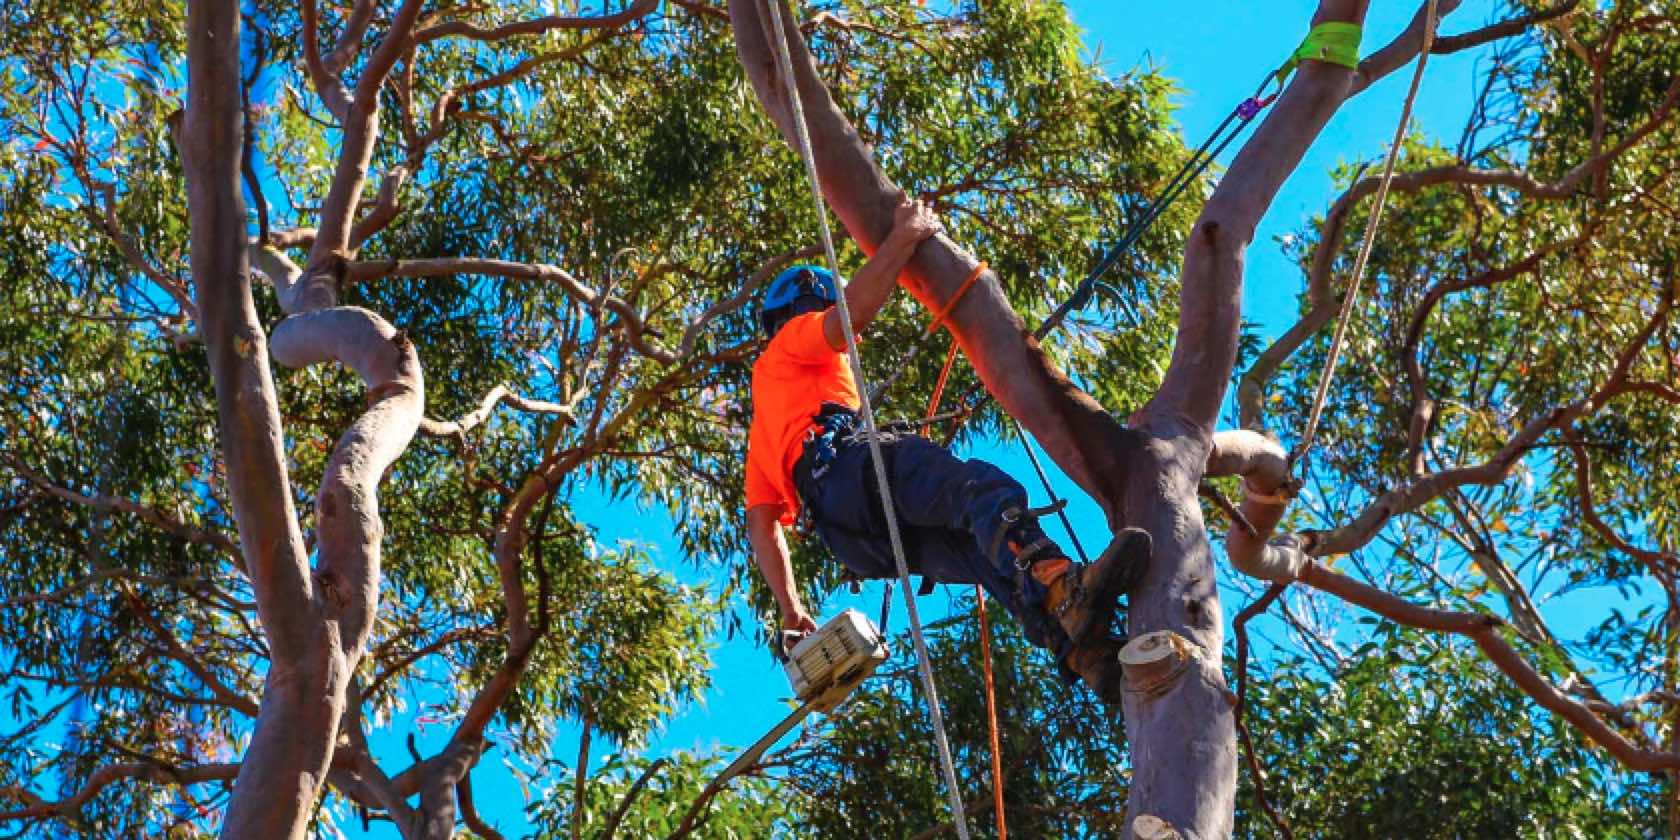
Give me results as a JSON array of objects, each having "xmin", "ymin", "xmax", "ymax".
[{"xmin": 726, "ymin": 1, "xmax": 1369, "ymax": 835}]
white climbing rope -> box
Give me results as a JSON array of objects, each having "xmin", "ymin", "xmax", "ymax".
[
  {"xmin": 757, "ymin": 0, "xmax": 971, "ymax": 836},
  {"xmin": 1294, "ymin": 0, "xmax": 1440, "ymax": 468}
]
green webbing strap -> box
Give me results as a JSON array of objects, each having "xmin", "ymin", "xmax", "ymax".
[{"xmin": 1276, "ymin": 21, "xmax": 1363, "ymax": 82}]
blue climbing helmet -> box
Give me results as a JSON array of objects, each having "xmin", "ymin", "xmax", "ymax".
[{"xmin": 758, "ymin": 264, "xmax": 838, "ymax": 337}]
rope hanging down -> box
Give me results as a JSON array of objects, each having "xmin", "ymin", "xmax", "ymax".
[
  {"xmin": 757, "ymin": 1, "xmax": 972, "ymax": 837},
  {"xmin": 914, "ymin": 279, "xmax": 1010, "ymax": 840},
  {"xmin": 1293, "ymin": 1, "xmax": 1438, "ymax": 470}
]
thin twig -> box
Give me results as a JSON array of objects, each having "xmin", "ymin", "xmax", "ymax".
[{"xmin": 1234, "ymin": 583, "xmax": 1292, "ymax": 840}]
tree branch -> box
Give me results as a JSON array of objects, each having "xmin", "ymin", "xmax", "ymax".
[
  {"xmin": 458, "ymin": 769, "xmax": 505, "ymax": 840},
  {"xmin": 1401, "ymin": 237, "xmax": 1583, "ymax": 474},
  {"xmin": 420, "ymin": 384, "xmax": 576, "ymax": 438},
  {"xmin": 412, "ymin": 0, "xmax": 660, "ymax": 44},
  {"xmin": 1564, "ymin": 424, "xmax": 1679, "ymax": 577},
  {"xmin": 597, "ymin": 759, "xmax": 668, "ymax": 840},
  {"xmin": 1312, "ymin": 292, "xmax": 1670, "ymax": 556},
  {"xmin": 0, "ymin": 761, "xmax": 239, "ymax": 823},
  {"xmin": 118, "ymin": 586, "xmax": 260, "ymax": 717},
  {"xmin": 347, "ymin": 257, "xmax": 680, "ymax": 364},
  {"xmin": 87, "ymin": 181, "xmax": 197, "ymax": 318},
  {"xmin": 1239, "ymin": 72, "xmax": 1679, "ymax": 430},
  {"xmin": 299, "ymin": 0, "xmax": 353, "ymax": 119},
  {"xmin": 1297, "ymin": 560, "xmax": 1679, "ymax": 772},
  {"xmin": 4, "ymin": 456, "xmax": 239, "ymax": 560},
  {"xmin": 323, "ymin": 0, "xmax": 380, "ymax": 74},
  {"xmin": 303, "ymin": 0, "xmax": 427, "ymax": 295}
]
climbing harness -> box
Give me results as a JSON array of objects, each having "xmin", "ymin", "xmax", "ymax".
[
  {"xmin": 1293, "ymin": 4, "xmax": 1436, "ymax": 471},
  {"xmin": 757, "ymin": 0, "xmax": 973, "ymax": 835}
]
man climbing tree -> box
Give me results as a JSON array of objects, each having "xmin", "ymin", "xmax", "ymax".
[{"xmin": 743, "ymin": 198, "xmax": 1152, "ymax": 702}]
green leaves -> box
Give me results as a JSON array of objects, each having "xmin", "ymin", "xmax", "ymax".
[{"xmin": 1236, "ymin": 631, "xmax": 1659, "ymax": 838}]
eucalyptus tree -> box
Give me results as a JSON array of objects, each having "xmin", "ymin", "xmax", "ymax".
[
  {"xmin": 0, "ymin": 0, "xmax": 1192, "ymax": 836},
  {"xmin": 730, "ymin": 0, "xmax": 1679, "ymax": 835}
]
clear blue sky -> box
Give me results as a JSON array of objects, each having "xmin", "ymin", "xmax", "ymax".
[{"xmin": 347, "ymin": 2, "xmax": 1534, "ymax": 837}]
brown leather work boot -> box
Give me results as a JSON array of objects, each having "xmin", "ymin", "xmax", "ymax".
[
  {"xmin": 1063, "ymin": 634, "xmax": 1126, "ymax": 705},
  {"xmin": 1034, "ymin": 527, "xmax": 1152, "ymax": 645}
]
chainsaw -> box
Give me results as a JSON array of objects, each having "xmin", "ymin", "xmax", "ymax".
[{"xmin": 711, "ymin": 609, "xmax": 889, "ymax": 787}]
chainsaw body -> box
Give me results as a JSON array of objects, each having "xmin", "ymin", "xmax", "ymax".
[{"xmin": 783, "ymin": 609, "xmax": 889, "ymax": 712}]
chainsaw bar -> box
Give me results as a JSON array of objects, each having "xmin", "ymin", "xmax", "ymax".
[{"xmin": 713, "ymin": 700, "xmax": 814, "ymax": 788}]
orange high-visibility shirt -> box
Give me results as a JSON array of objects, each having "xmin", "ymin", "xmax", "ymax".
[{"xmin": 745, "ymin": 311, "xmax": 859, "ymax": 525}]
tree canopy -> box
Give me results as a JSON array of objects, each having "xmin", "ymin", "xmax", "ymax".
[{"xmin": 1, "ymin": 0, "xmax": 1677, "ymax": 837}]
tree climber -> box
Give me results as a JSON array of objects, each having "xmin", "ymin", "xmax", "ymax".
[{"xmin": 743, "ymin": 198, "xmax": 1152, "ymax": 703}]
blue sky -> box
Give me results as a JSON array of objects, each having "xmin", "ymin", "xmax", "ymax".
[{"xmin": 342, "ymin": 2, "xmax": 1542, "ymax": 837}]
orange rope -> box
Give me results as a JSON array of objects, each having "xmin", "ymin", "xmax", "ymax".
[
  {"xmin": 925, "ymin": 261, "xmax": 988, "ymax": 336},
  {"xmin": 921, "ymin": 262, "xmax": 1007, "ymax": 839},
  {"xmin": 975, "ymin": 589, "xmax": 1007, "ymax": 839}
]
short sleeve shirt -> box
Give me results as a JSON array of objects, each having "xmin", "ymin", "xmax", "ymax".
[{"xmin": 745, "ymin": 312, "xmax": 860, "ymax": 524}]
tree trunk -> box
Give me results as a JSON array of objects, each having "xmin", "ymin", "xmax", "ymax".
[
  {"xmin": 727, "ymin": 1, "xmax": 1369, "ymax": 835},
  {"xmin": 186, "ymin": 3, "xmax": 424, "ymax": 835},
  {"xmin": 184, "ymin": 2, "xmax": 339, "ymax": 837}
]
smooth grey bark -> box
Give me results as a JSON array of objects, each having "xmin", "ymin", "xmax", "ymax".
[{"xmin": 727, "ymin": 1, "xmax": 1371, "ymax": 835}]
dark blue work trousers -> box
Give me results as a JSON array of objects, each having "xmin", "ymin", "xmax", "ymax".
[{"xmin": 794, "ymin": 431, "xmax": 1072, "ymax": 657}]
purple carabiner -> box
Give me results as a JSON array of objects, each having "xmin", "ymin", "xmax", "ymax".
[{"xmin": 1237, "ymin": 97, "xmax": 1265, "ymax": 120}]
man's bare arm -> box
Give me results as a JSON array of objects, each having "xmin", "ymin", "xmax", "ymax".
[
  {"xmin": 822, "ymin": 199, "xmax": 942, "ymax": 351},
  {"xmin": 747, "ymin": 504, "xmax": 815, "ymax": 637}
]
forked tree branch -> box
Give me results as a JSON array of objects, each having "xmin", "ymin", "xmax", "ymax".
[
  {"xmin": 1310, "ymin": 293, "xmax": 1671, "ymax": 555},
  {"xmin": 1400, "ymin": 236, "xmax": 1585, "ymax": 474},
  {"xmin": 324, "ymin": 0, "xmax": 380, "ymax": 74},
  {"xmin": 300, "ymin": 0, "xmax": 353, "ymax": 119}
]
